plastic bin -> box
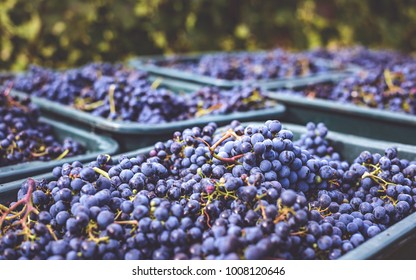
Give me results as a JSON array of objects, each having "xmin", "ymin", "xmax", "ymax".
[
  {"xmin": 7, "ymin": 80, "xmax": 286, "ymax": 152},
  {"xmin": 0, "ymin": 117, "xmax": 119, "ymax": 184},
  {"xmin": 128, "ymin": 51, "xmax": 359, "ymax": 89},
  {"xmin": 267, "ymin": 85, "xmax": 416, "ymax": 145},
  {"xmin": 0, "ymin": 122, "xmax": 415, "ymax": 259}
]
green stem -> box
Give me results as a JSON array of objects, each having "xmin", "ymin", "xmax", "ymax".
[{"xmin": 93, "ymin": 167, "xmax": 110, "ymax": 180}]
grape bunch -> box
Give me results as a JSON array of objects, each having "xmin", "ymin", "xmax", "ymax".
[
  {"xmin": 0, "ymin": 120, "xmax": 415, "ymax": 260},
  {"xmin": 294, "ymin": 122, "xmax": 340, "ymax": 161},
  {"xmin": 0, "ymin": 86, "xmax": 85, "ymax": 167},
  {"xmin": 9, "ymin": 63, "xmax": 273, "ymax": 123},
  {"xmin": 152, "ymin": 48, "xmax": 331, "ymax": 81}
]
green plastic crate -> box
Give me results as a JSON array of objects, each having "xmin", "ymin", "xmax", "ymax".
[
  {"xmin": 128, "ymin": 51, "xmax": 359, "ymax": 89},
  {"xmin": 7, "ymin": 80, "xmax": 286, "ymax": 152},
  {"xmin": 0, "ymin": 117, "xmax": 119, "ymax": 184},
  {"xmin": 267, "ymin": 86, "xmax": 416, "ymax": 145},
  {"xmin": 0, "ymin": 122, "xmax": 415, "ymax": 259}
]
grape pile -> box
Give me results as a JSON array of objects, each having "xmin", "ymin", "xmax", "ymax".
[
  {"xmin": 1, "ymin": 120, "xmax": 415, "ymax": 260},
  {"xmin": 188, "ymin": 86, "xmax": 273, "ymax": 117},
  {"xmin": 331, "ymin": 62, "xmax": 416, "ymax": 114},
  {"xmin": 307, "ymin": 46, "xmax": 412, "ymax": 70},
  {"xmin": 0, "ymin": 86, "xmax": 85, "ymax": 167},
  {"xmin": 11, "ymin": 64, "xmax": 188, "ymax": 123},
  {"xmin": 274, "ymin": 59, "xmax": 416, "ymax": 115},
  {"xmin": 268, "ymin": 46, "xmax": 416, "ymax": 115},
  {"xmin": 151, "ymin": 48, "xmax": 331, "ymax": 81},
  {"xmin": 9, "ymin": 63, "xmax": 273, "ymax": 124}
]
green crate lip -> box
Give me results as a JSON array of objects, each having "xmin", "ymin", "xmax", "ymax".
[
  {"xmin": 267, "ymin": 91, "xmax": 416, "ymax": 126},
  {"xmin": 1, "ymin": 122, "xmax": 415, "ymax": 259},
  {"xmin": 9, "ymin": 88, "xmax": 286, "ymax": 135},
  {"xmin": 128, "ymin": 50, "xmax": 360, "ymax": 88},
  {"xmin": 0, "ymin": 117, "xmax": 119, "ymax": 183}
]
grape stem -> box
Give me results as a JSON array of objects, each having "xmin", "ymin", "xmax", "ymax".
[
  {"xmin": 75, "ymin": 99, "xmax": 105, "ymax": 111},
  {"xmin": 47, "ymin": 224, "xmax": 59, "ymax": 241},
  {"xmin": 195, "ymin": 104, "xmax": 222, "ymax": 118},
  {"xmin": 201, "ymin": 208, "xmax": 212, "ymax": 228},
  {"xmin": 0, "ymin": 178, "xmax": 39, "ymax": 238},
  {"xmin": 381, "ymin": 195, "xmax": 397, "ymax": 205},
  {"xmin": 151, "ymin": 78, "xmax": 163, "ymax": 89},
  {"xmin": 194, "ymin": 129, "xmax": 244, "ymax": 165},
  {"xmin": 273, "ymin": 201, "xmax": 296, "ymax": 223},
  {"xmin": 290, "ymin": 229, "xmax": 307, "ymax": 236},
  {"xmin": 86, "ymin": 221, "xmax": 109, "ymax": 244},
  {"xmin": 108, "ymin": 84, "xmax": 117, "ymax": 115},
  {"xmin": 31, "ymin": 151, "xmax": 48, "ymax": 157},
  {"xmin": 115, "ymin": 220, "xmax": 138, "ymax": 226},
  {"xmin": 93, "ymin": 167, "xmax": 111, "ymax": 180},
  {"xmin": 362, "ymin": 171, "xmax": 395, "ymax": 189},
  {"xmin": 2, "ymin": 82, "xmax": 30, "ymax": 112},
  {"xmin": 55, "ymin": 149, "xmax": 69, "ymax": 160},
  {"xmin": 256, "ymin": 201, "xmax": 268, "ymax": 220}
]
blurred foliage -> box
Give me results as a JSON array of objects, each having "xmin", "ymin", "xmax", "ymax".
[{"xmin": 1, "ymin": 0, "xmax": 416, "ymax": 70}]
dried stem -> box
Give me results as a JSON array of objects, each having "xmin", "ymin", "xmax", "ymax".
[{"xmin": 0, "ymin": 178, "xmax": 39, "ymax": 236}]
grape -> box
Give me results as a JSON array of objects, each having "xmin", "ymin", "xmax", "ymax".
[
  {"xmin": 302, "ymin": 247, "xmax": 315, "ymax": 259},
  {"xmin": 350, "ymin": 233, "xmax": 365, "ymax": 247},
  {"xmin": 50, "ymin": 240, "xmax": 69, "ymax": 256},
  {"xmin": 132, "ymin": 205, "xmax": 149, "ymax": 220},
  {"xmin": 80, "ymin": 167, "xmax": 96, "ymax": 182},
  {"xmin": 396, "ymin": 201, "xmax": 410, "ymax": 215},
  {"xmin": 346, "ymin": 222, "xmax": 359, "ymax": 234},
  {"xmin": 317, "ymin": 235, "xmax": 333, "ymax": 251},
  {"xmin": 244, "ymin": 245, "xmax": 265, "ymax": 260},
  {"xmin": 96, "ymin": 210, "xmax": 115, "ymax": 229},
  {"xmin": 125, "ymin": 249, "xmax": 143, "ymax": 260},
  {"xmin": 280, "ymin": 189, "xmax": 297, "ymax": 207},
  {"xmin": 55, "ymin": 211, "xmax": 70, "ymax": 226},
  {"xmin": 317, "ymin": 195, "xmax": 331, "ymax": 210}
]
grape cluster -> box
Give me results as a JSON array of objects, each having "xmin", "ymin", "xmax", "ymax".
[
  {"xmin": 294, "ymin": 122, "xmax": 340, "ymax": 161},
  {"xmin": 9, "ymin": 63, "xmax": 272, "ymax": 123},
  {"xmin": 0, "ymin": 120, "xmax": 415, "ymax": 260},
  {"xmin": 152, "ymin": 48, "xmax": 331, "ymax": 81},
  {"xmin": 0, "ymin": 87, "xmax": 85, "ymax": 167}
]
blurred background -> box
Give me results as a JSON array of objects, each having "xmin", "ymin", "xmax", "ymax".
[{"xmin": 1, "ymin": 0, "xmax": 416, "ymax": 70}]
